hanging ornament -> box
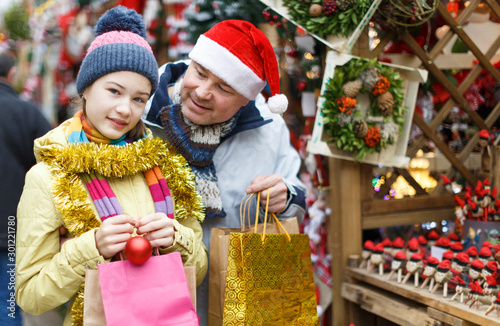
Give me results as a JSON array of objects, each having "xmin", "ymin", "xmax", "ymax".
[
  {"xmin": 297, "ymin": 79, "xmax": 308, "ymax": 92},
  {"xmin": 125, "ymin": 236, "xmax": 152, "ymax": 264}
]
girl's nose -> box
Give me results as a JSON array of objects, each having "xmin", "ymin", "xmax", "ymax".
[{"xmin": 115, "ymin": 100, "xmax": 132, "ymax": 116}]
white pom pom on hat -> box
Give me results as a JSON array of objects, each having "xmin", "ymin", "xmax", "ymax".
[{"xmin": 188, "ymin": 20, "xmax": 288, "ymax": 114}]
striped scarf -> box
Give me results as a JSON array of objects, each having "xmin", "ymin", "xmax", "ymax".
[
  {"xmin": 66, "ymin": 110, "xmax": 174, "ymax": 220},
  {"xmin": 158, "ymin": 78, "xmax": 239, "ymax": 219}
]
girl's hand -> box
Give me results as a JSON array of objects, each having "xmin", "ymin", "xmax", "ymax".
[
  {"xmin": 246, "ymin": 174, "xmax": 288, "ymax": 213},
  {"xmin": 135, "ymin": 213, "xmax": 175, "ymax": 248},
  {"xmin": 95, "ymin": 214, "xmax": 134, "ymax": 259}
]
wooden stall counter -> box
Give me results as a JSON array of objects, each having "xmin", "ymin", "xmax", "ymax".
[{"xmin": 343, "ymin": 267, "xmax": 500, "ymax": 326}]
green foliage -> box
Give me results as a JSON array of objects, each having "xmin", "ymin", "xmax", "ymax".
[
  {"xmin": 321, "ymin": 58, "xmax": 406, "ymax": 160},
  {"xmin": 185, "ymin": 0, "xmax": 267, "ymax": 43},
  {"xmin": 4, "ymin": 2, "xmax": 30, "ymax": 41},
  {"xmin": 282, "ymin": 0, "xmax": 371, "ymax": 39}
]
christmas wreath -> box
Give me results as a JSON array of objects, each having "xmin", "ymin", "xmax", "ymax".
[
  {"xmin": 283, "ymin": 0, "xmax": 372, "ymax": 39},
  {"xmin": 321, "ymin": 58, "xmax": 406, "ymax": 160}
]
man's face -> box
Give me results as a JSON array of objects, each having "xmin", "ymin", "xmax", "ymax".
[{"xmin": 180, "ymin": 62, "xmax": 250, "ymax": 125}]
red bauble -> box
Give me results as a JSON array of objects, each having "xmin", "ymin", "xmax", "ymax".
[
  {"xmin": 125, "ymin": 236, "xmax": 152, "ymax": 264},
  {"xmin": 296, "ymin": 80, "xmax": 308, "ymax": 92}
]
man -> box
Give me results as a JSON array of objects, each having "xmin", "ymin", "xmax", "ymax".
[
  {"xmin": 143, "ymin": 20, "xmax": 306, "ymax": 325},
  {"xmin": 0, "ymin": 51, "xmax": 52, "ymax": 325}
]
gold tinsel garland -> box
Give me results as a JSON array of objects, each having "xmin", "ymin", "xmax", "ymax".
[{"xmin": 39, "ymin": 136, "xmax": 204, "ymax": 326}]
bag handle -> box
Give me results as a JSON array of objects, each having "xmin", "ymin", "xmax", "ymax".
[
  {"xmin": 252, "ymin": 190, "xmax": 291, "ymax": 242},
  {"xmin": 239, "ymin": 193, "xmax": 256, "ymax": 231}
]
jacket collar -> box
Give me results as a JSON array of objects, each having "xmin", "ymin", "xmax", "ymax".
[
  {"xmin": 145, "ymin": 62, "xmax": 271, "ymax": 141},
  {"xmin": 0, "ymin": 80, "xmax": 17, "ymax": 96}
]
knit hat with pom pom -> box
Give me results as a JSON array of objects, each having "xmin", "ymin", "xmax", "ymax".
[
  {"xmin": 76, "ymin": 6, "xmax": 158, "ymax": 96},
  {"xmin": 188, "ymin": 20, "xmax": 288, "ymax": 114}
]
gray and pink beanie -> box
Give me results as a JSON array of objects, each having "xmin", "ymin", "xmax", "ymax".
[{"xmin": 76, "ymin": 6, "xmax": 158, "ymax": 96}]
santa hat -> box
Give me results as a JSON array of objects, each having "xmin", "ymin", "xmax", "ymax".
[
  {"xmin": 426, "ymin": 256, "xmax": 439, "ymax": 268},
  {"xmin": 479, "ymin": 246, "xmax": 492, "ymax": 259},
  {"xmin": 437, "ymin": 259, "xmax": 450, "ymax": 273},
  {"xmin": 485, "ymin": 261, "xmax": 498, "ymax": 274},
  {"xmin": 373, "ymin": 243, "xmax": 385, "ymax": 254},
  {"xmin": 189, "ymin": 20, "xmax": 288, "ymax": 114},
  {"xmin": 486, "ymin": 275, "xmax": 497, "ymax": 288},
  {"xmin": 455, "ymin": 252, "xmax": 469, "ymax": 267},
  {"xmin": 427, "ymin": 230, "xmax": 440, "ymax": 240},
  {"xmin": 482, "ymin": 241, "xmax": 493, "ymax": 249},
  {"xmin": 392, "ymin": 237, "xmax": 405, "ymax": 249},
  {"xmin": 479, "ymin": 129, "xmax": 490, "ymax": 140},
  {"xmin": 455, "ymin": 275, "xmax": 465, "ymax": 285},
  {"xmin": 442, "ymin": 250, "xmax": 454, "ymax": 261},
  {"xmin": 492, "ymin": 244, "xmax": 500, "ymax": 255},
  {"xmin": 435, "ymin": 237, "xmax": 451, "ymax": 249},
  {"xmin": 454, "ymin": 194, "xmax": 465, "ymax": 208},
  {"xmin": 393, "ymin": 250, "xmax": 406, "ymax": 261},
  {"xmin": 363, "ymin": 240, "xmax": 375, "ymax": 251},
  {"xmin": 440, "ymin": 175, "xmax": 451, "ymax": 185},
  {"xmin": 466, "ymin": 246, "xmax": 478, "ymax": 258},
  {"xmin": 450, "ymin": 242, "xmax": 463, "ymax": 253},
  {"xmin": 471, "ymin": 259, "xmax": 485, "ymax": 272},
  {"xmin": 408, "ymin": 237, "xmax": 419, "ymax": 252},
  {"xmin": 448, "ymin": 233, "xmax": 459, "ymax": 242},
  {"xmin": 410, "ymin": 253, "xmax": 422, "ymax": 262},
  {"xmin": 382, "ymin": 238, "xmax": 393, "ymax": 249},
  {"xmin": 417, "ymin": 235, "xmax": 427, "ymax": 245}
]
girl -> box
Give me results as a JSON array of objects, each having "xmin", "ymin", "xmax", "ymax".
[{"xmin": 15, "ymin": 6, "xmax": 207, "ymax": 326}]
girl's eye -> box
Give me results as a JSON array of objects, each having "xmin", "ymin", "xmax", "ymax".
[
  {"xmin": 109, "ymin": 88, "xmax": 119, "ymax": 95},
  {"xmin": 134, "ymin": 97, "xmax": 145, "ymax": 103}
]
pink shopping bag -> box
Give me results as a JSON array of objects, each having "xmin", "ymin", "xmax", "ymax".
[{"xmin": 98, "ymin": 251, "xmax": 199, "ymax": 326}]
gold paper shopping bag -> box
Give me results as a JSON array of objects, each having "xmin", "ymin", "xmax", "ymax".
[
  {"xmin": 208, "ymin": 193, "xmax": 300, "ymax": 326},
  {"xmin": 222, "ymin": 232, "xmax": 318, "ymax": 325},
  {"xmin": 222, "ymin": 192, "xmax": 318, "ymax": 325}
]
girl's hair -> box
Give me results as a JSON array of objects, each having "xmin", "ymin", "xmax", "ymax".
[{"xmin": 71, "ymin": 96, "xmax": 146, "ymax": 140}]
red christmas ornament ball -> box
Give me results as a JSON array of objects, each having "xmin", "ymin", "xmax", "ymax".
[
  {"xmin": 125, "ymin": 236, "xmax": 152, "ymax": 264},
  {"xmin": 296, "ymin": 80, "xmax": 308, "ymax": 92}
]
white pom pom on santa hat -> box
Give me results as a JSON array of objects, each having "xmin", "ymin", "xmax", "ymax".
[
  {"xmin": 268, "ymin": 94, "xmax": 288, "ymax": 114},
  {"xmin": 189, "ymin": 20, "xmax": 288, "ymax": 114}
]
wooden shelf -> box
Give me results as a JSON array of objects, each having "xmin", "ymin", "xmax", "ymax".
[{"xmin": 344, "ymin": 267, "xmax": 500, "ymax": 325}]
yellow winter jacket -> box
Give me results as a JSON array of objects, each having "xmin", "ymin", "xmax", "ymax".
[{"xmin": 15, "ymin": 119, "xmax": 207, "ymax": 325}]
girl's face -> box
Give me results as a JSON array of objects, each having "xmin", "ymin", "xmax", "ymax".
[
  {"xmin": 180, "ymin": 61, "xmax": 249, "ymax": 125},
  {"xmin": 83, "ymin": 71, "xmax": 151, "ymax": 139}
]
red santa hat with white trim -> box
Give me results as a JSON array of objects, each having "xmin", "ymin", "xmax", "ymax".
[{"xmin": 188, "ymin": 20, "xmax": 288, "ymax": 114}]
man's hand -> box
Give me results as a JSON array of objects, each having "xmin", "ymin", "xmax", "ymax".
[
  {"xmin": 135, "ymin": 213, "xmax": 175, "ymax": 248},
  {"xmin": 95, "ymin": 214, "xmax": 135, "ymax": 259},
  {"xmin": 246, "ymin": 174, "xmax": 288, "ymax": 213}
]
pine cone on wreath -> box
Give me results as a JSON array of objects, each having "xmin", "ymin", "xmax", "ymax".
[
  {"xmin": 322, "ymin": 0, "xmax": 338, "ymax": 17},
  {"xmin": 342, "ymin": 80, "xmax": 362, "ymax": 98},
  {"xmin": 359, "ymin": 67, "xmax": 380, "ymax": 90},
  {"xmin": 353, "ymin": 120, "xmax": 369, "ymax": 138},
  {"xmin": 337, "ymin": 0, "xmax": 357, "ymax": 11},
  {"xmin": 377, "ymin": 91, "xmax": 394, "ymax": 116}
]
